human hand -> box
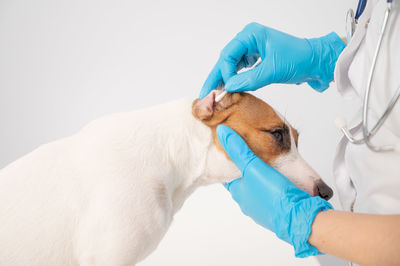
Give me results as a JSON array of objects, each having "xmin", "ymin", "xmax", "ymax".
[
  {"xmin": 200, "ymin": 23, "xmax": 345, "ymax": 98},
  {"xmin": 217, "ymin": 125, "xmax": 332, "ymax": 257}
]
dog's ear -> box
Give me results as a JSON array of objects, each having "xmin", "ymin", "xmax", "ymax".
[{"xmin": 192, "ymin": 90, "xmax": 241, "ymax": 126}]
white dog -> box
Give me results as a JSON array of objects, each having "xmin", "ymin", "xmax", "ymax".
[{"xmin": 0, "ymin": 91, "xmax": 332, "ymax": 265}]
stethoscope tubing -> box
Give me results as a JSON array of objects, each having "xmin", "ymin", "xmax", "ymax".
[
  {"xmin": 355, "ymin": 0, "xmax": 368, "ymax": 20},
  {"xmin": 341, "ymin": 0, "xmax": 400, "ymax": 152},
  {"xmin": 362, "ymin": 2, "xmax": 400, "ymax": 152}
]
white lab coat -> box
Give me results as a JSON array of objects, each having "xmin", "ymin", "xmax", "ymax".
[{"xmin": 334, "ymin": 0, "xmax": 400, "ymax": 214}]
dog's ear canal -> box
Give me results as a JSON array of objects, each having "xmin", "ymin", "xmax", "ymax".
[
  {"xmin": 192, "ymin": 90, "xmax": 236, "ymax": 123},
  {"xmin": 192, "ymin": 91, "xmax": 217, "ymax": 121}
]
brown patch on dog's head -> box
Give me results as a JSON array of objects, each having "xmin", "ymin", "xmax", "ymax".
[
  {"xmin": 192, "ymin": 90, "xmax": 297, "ymax": 165},
  {"xmin": 192, "ymin": 90, "xmax": 334, "ymax": 200}
]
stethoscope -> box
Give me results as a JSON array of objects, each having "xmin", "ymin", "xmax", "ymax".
[{"xmin": 335, "ymin": 0, "xmax": 400, "ymax": 152}]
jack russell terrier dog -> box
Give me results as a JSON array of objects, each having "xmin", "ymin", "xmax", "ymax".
[{"xmin": 0, "ymin": 90, "xmax": 333, "ymax": 265}]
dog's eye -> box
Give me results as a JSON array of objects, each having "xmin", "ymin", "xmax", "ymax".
[
  {"xmin": 271, "ymin": 130, "xmax": 283, "ymax": 142},
  {"xmin": 261, "ymin": 128, "xmax": 284, "ymax": 142}
]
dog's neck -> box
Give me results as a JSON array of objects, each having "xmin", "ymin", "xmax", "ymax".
[{"xmin": 160, "ymin": 99, "xmax": 240, "ymax": 213}]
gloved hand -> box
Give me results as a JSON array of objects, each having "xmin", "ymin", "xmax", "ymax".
[
  {"xmin": 199, "ymin": 22, "xmax": 345, "ymax": 98},
  {"xmin": 217, "ymin": 125, "xmax": 332, "ymax": 257}
]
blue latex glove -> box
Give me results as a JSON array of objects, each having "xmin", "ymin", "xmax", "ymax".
[
  {"xmin": 199, "ymin": 22, "xmax": 345, "ymax": 98},
  {"xmin": 217, "ymin": 125, "xmax": 332, "ymax": 257}
]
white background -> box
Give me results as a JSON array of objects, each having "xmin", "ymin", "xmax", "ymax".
[{"xmin": 0, "ymin": 0, "xmax": 359, "ymax": 265}]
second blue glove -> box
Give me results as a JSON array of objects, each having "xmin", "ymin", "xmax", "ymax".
[{"xmin": 217, "ymin": 125, "xmax": 332, "ymax": 257}]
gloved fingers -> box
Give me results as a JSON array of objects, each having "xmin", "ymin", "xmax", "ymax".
[
  {"xmin": 235, "ymin": 53, "xmax": 260, "ymax": 72},
  {"xmin": 225, "ymin": 60, "xmax": 270, "ymax": 92},
  {"xmin": 216, "ymin": 125, "xmax": 257, "ymax": 174},
  {"xmin": 219, "ymin": 39, "xmax": 248, "ymax": 82},
  {"xmin": 199, "ymin": 62, "xmax": 223, "ymax": 99},
  {"xmin": 244, "ymin": 158, "xmax": 300, "ymax": 192},
  {"xmin": 217, "ymin": 127, "xmax": 302, "ymax": 194}
]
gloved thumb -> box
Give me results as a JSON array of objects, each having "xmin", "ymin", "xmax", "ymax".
[
  {"xmin": 224, "ymin": 62, "xmax": 269, "ymax": 92},
  {"xmin": 216, "ymin": 125, "xmax": 257, "ymax": 173},
  {"xmin": 199, "ymin": 62, "xmax": 223, "ymax": 99}
]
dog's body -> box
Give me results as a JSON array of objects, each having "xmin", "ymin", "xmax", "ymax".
[
  {"xmin": 0, "ymin": 93, "xmax": 332, "ymax": 265},
  {"xmin": 0, "ymin": 99, "xmax": 239, "ymax": 265}
]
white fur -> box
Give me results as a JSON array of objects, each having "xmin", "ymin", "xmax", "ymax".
[
  {"xmin": 271, "ymin": 126, "xmax": 320, "ymax": 196},
  {"xmin": 270, "ymin": 110, "xmax": 322, "ymax": 196},
  {"xmin": 0, "ymin": 98, "xmax": 325, "ymax": 265},
  {"xmin": 0, "ymin": 99, "xmax": 240, "ymax": 266}
]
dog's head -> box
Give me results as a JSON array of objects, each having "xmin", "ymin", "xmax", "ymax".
[{"xmin": 192, "ymin": 90, "xmax": 333, "ymax": 200}]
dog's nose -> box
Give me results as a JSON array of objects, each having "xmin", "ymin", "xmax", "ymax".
[{"xmin": 316, "ymin": 181, "xmax": 334, "ymax": 200}]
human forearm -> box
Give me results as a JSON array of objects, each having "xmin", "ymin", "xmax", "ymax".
[
  {"xmin": 309, "ymin": 210, "xmax": 400, "ymax": 266},
  {"xmin": 216, "ymin": 126, "xmax": 400, "ymax": 263}
]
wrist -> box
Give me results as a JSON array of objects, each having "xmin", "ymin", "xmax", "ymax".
[
  {"xmin": 285, "ymin": 196, "xmax": 333, "ymax": 258},
  {"xmin": 308, "ymin": 209, "xmax": 334, "ymax": 250},
  {"xmin": 306, "ymin": 32, "xmax": 346, "ymax": 92}
]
